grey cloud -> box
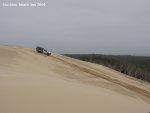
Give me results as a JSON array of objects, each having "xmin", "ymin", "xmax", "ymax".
[{"xmin": 0, "ymin": 0, "xmax": 150, "ymax": 55}]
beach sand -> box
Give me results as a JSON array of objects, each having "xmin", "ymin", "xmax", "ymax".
[{"xmin": 0, "ymin": 45, "xmax": 150, "ymax": 113}]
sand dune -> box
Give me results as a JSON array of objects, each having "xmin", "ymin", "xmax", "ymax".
[{"xmin": 0, "ymin": 45, "xmax": 150, "ymax": 113}]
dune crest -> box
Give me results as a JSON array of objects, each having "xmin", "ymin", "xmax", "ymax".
[{"xmin": 0, "ymin": 45, "xmax": 150, "ymax": 113}]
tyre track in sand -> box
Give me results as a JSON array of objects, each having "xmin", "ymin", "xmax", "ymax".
[{"xmin": 51, "ymin": 55, "xmax": 150, "ymax": 99}]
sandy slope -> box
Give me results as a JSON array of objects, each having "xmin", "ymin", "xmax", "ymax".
[{"xmin": 0, "ymin": 45, "xmax": 150, "ymax": 113}]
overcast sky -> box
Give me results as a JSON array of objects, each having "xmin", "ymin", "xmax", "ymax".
[{"xmin": 0, "ymin": 0, "xmax": 150, "ymax": 55}]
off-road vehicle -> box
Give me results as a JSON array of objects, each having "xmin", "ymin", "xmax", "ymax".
[{"xmin": 36, "ymin": 46, "xmax": 51, "ymax": 56}]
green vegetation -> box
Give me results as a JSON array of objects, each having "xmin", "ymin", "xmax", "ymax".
[{"xmin": 64, "ymin": 54, "xmax": 150, "ymax": 83}]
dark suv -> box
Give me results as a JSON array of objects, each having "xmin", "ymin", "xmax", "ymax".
[{"xmin": 36, "ymin": 46, "xmax": 51, "ymax": 56}]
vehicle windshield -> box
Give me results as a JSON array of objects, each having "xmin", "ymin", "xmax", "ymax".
[{"xmin": 43, "ymin": 49, "xmax": 47, "ymax": 52}]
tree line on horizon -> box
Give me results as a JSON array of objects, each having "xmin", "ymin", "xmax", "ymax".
[{"xmin": 64, "ymin": 54, "xmax": 150, "ymax": 83}]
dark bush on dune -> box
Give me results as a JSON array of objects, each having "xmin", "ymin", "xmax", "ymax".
[{"xmin": 65, "ymin": 54, "xmax": 150, "ymax": 83}]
